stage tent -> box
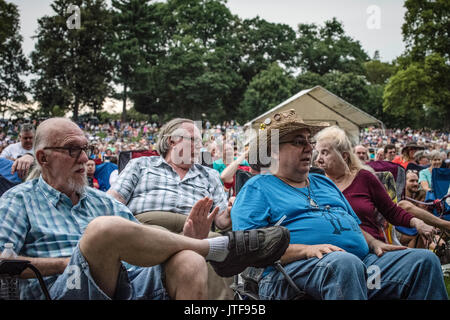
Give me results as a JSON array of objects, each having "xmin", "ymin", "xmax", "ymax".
[{"xmin": 244, "ymin": 85, "xmax": 384, "ymax": 144}]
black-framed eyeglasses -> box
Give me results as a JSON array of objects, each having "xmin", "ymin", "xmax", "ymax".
[
  {"xmin": 281, "ymin": 136, "xmax": 316, "ymax": 148},
  {"xmin": 43, "ymin": 145, "xmax": 91, "ymax": 158}
]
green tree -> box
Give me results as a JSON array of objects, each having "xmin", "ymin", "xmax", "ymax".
[
  {"xmin": 239, "ymin": 62, "xmax": 295, "ymax": 122},
  {"xmin": 236, "ymin": 16, "xmax": 297, "ymax": 82},
  {"xmin": 109, "ymin": 0, "xmax": 155, "ymax": 122},
  {"xmin": 402, "ymin": 0, "xmax": 450, "ymax": 63},
  {"xmin": 364, "ymin": 60, "xmax": 395, "ymax": 85},
  {"xmin": 129, "ymin": 0, "xmax": 244, "ymax": 121},
  {"xmin": 295, "ymin": 18, "xmax": 369, "ymax": 75},
  {"xmin": 0, "ymin": 0, "xmax": 29, "ymax": 117},
  {"xmin": 382, "ymin": 0, "xmax": 450, "ymax": 129},
  {"xmin": 31, "ymin": 0, "xmax": 113, "ymax": 120},
  {"xmin": 383, "ymin": 53, "xmax": 450, "ymax": 129}
]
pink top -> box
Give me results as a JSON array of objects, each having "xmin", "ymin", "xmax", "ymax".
[{"xmin": 342, "ymin": 169, "xmax": 413, "ymax": 242}]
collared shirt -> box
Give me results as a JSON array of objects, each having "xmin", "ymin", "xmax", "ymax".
[
  {"xmin": 110, "ymin": 156, "xmax": 228, "ymax": 215},
  {"xmin": 0, "ymin": 176, "xmax": 137, "ymax": 299}
]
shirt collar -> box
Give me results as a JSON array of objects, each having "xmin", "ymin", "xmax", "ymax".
[
  {"xmin": 37, "ymin": 175, "xmax": 87, "ymax": 207},
  {"xmin": 156, "ymin": 156, "xmax": 202, "ymax": 180}
]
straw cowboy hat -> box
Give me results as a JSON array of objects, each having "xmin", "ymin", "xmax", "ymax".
[{"xmin": 249, "ymin": 109, "xmax": 329, "ymax": 167}]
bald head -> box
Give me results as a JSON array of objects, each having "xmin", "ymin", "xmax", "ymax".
[
  {"xmin": 34, "ymin": 118, "xmax": 83, "ymax": 154},
  {"xmin": 354, "ymin": 145, "xmax": 369, "ymax": 162},
  {"xmin": 34, "ymin": 118, "xmax": 89, "ymax": 201}
]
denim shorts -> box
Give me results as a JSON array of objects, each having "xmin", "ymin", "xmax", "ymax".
[{"xmin": 25, "ymin": 243, "xmax": 169, "ymax": 300}]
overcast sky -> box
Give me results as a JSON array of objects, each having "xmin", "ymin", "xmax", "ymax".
[{"xmin": 12, "ymin": 0, "xmax": 407, "ymax": 62}]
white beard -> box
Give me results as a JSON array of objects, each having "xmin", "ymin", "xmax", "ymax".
[{"xmin": 68, "ymin": 174, "xmax": 88, "ymax": 195}]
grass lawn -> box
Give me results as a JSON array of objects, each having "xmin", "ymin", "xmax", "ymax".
[{"xmin": 445, "ymin": 276, "xmax": 450, "ymax": 296}]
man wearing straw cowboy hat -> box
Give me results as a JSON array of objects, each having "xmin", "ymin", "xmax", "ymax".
[
  {"xmin": 230, "ymin": 109, "xmax": 447, "ymax": 300},
  {"xmin": 392, "ymin": 142, "xmax": 425, "ymax": 169}
]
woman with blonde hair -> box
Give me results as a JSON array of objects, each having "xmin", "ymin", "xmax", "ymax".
[
  {"xmin": 418, "ymin": 150, "xmax": 443, "ymax": 192},
  {"xmin": 314, "ymin": 126, "xmax": 444, "ymax": 247}
]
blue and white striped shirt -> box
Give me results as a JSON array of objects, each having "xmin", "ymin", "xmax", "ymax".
[
  {"xmin": 110, "ymin": 156, "xmax": 228, "ymax": 216},
  {"xmin": 0, "ymin": 175, "xmax": 137, "ymax": 299}
]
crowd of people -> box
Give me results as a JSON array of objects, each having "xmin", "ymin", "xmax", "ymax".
[{"xmin": 0, "ymin": 115, "xmax": 449, "ymax": 300}]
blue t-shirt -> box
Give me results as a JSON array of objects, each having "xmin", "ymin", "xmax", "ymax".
[{"xmin": 231, "ymin": 173, "xmax": 369, "ymax": 261}]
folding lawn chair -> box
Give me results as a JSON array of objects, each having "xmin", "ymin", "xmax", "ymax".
[
  {"xmin": 367, "ymin": 160, "xmax": 406, "ymax": 201},
  {"xmin": 0, "ymin": 259, "xmax": 50, "ymax": 300},
  {"xmin": 118, "ymin": 149, "xmax": 159, "ymax": 173},
  {"xmin": 0, "ymin": 174, "xmax": 18, "ymax": 197},
  {"xmin": 94, "ymin": 162, "xmax": 118, "ymax": 191}
]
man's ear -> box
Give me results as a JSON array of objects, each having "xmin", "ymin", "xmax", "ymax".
[{"xmin": 35, "ymin": 150, "xmax": 47, "ymax": 166}]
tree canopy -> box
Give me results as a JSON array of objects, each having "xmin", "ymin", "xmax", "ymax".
[{"xmin": 0, "ymin": 0, "xmax": 447, "ymax": 129}]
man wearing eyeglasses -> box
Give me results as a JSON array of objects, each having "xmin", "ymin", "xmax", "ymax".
[
  {"xmin": 107, "ymin": 118, "xmax": 234, "ymax": 299},
  {"xmin": 230, "ymin": 110, "xmax": 448, "ymax": 300},
  {"xmin": 0, "ymin": 117, "xmax": 290, "ymax": 300}
]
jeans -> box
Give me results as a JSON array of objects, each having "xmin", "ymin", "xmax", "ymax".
[
  {"xmin": 258, "ymin": 249, "xmax": 448, "ymax": 300},
  {"xmin": 21, "ymin": 243, "xmax": 169, "ymax": 300}
]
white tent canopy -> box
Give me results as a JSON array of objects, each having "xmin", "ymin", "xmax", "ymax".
[{"xmin": 244, "ymin": 86, "xmax": 384, "ymax": 144}]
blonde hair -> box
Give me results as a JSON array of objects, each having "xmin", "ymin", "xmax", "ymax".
[{"xmin": 315, "ymin": 126, "xmax": 366, "ymax": 174}]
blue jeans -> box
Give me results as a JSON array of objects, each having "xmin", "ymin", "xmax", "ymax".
[
  {"xmin": 20, "ymin": 243, "xmax": 169, "ymax": 300},
  {"xmin": 258, "ymin": 249, "xmax": 448, "ymax": 300}
]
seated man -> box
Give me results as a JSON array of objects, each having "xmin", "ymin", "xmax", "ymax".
[
  {"xmin": 86, "ymin": 159, "xmax": 100, "ymax": 189},
  {"xmin": 230, "ymin": 109, "xmax": 447, "ymax": 300},
  {"xmin": 0, "ymin": 117, "xmax": 289, "ymax": 300},
  {"xmin": 384, "ymin": 144, "xmax": 396, "ymax": 162},
  {"xmin": 108, "ymin": 118, "xmax": 230, "ymax": 232},
  {"xmin": 354, "ymin": 145, "xmax": 369, "ymax": 163},
  {"xmin": 395, "ymin": 169, "xmax": 450, "ymax": 249},
  {"xmin": 0, "ymin": 124, "xmax": 36, "ymax": 180},
  {"xmin": 107, "ymin": 118, "xmax": 235, "ymax": 299}
]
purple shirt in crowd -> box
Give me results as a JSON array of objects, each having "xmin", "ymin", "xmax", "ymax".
[{"xmin": 342, "ymin": 169, "xmax": 413, "ymax": 241}]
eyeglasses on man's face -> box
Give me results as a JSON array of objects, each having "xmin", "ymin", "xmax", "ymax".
[
  {"xmin": 43, "ymin": 145, "xmax": 91, "ymax": 158},
  {"xmin": 281, "ymin": 136, "xmax": 316, "ymax": 148}
]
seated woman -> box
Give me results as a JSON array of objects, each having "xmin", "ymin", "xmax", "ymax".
[
  {"xmin": 314, "ymin": 126, "xmax": 450, "ymax": 247},
  {"xmin": 418, "ymin": 150, "xmax": 443, "ymax": 193}
]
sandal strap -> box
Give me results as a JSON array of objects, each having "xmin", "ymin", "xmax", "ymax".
[
  {"xmin": 235, "ymin": 230, "xmax": 246, "ymax": 255},
  {"xmin": 248, "ymin": 229, "xmax": 260, "ymax": 252}
]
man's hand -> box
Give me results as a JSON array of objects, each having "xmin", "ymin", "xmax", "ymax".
[
  {"xmin": 369, "ymin": 238, "xmax": 407, "ymax": 257},
  {"xmin": 411, "ymin": 218, "xmax": 435, "ymax": 247},
  {"xmin": 304, "ymin": 244, "xmax": 345, "ymax": 259},
  {"xmin": 183, "ymin": 197, "xmax": 219, "ymax": 239},
  {"xmin": 213, "ymin": 196, "xmax": 234, "ymax": 231},
  {"xmin": 11, "ymin": 154, "xmax": 34, "ymax": 180}
]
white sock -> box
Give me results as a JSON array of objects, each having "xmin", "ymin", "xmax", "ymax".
[{"xmin": 205, "ymin": 236, "xmax": 229, "ymax": 262}]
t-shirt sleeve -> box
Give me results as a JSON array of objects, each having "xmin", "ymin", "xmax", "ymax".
[
  {"xmin": 418, "ymin": 169, "xmax": 431, "ymax": 186},
  {"xmin": 230, "ymin": 182, "xmax": 271, "ymax": 231},
  {"xmin": 0, "ymin": 145, "xmax": 13, "ymax": 159}
]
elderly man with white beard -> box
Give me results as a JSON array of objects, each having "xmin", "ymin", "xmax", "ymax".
[{"xmin": 0, "ymin": 117, "xmax": 290, "ymax": 300}]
